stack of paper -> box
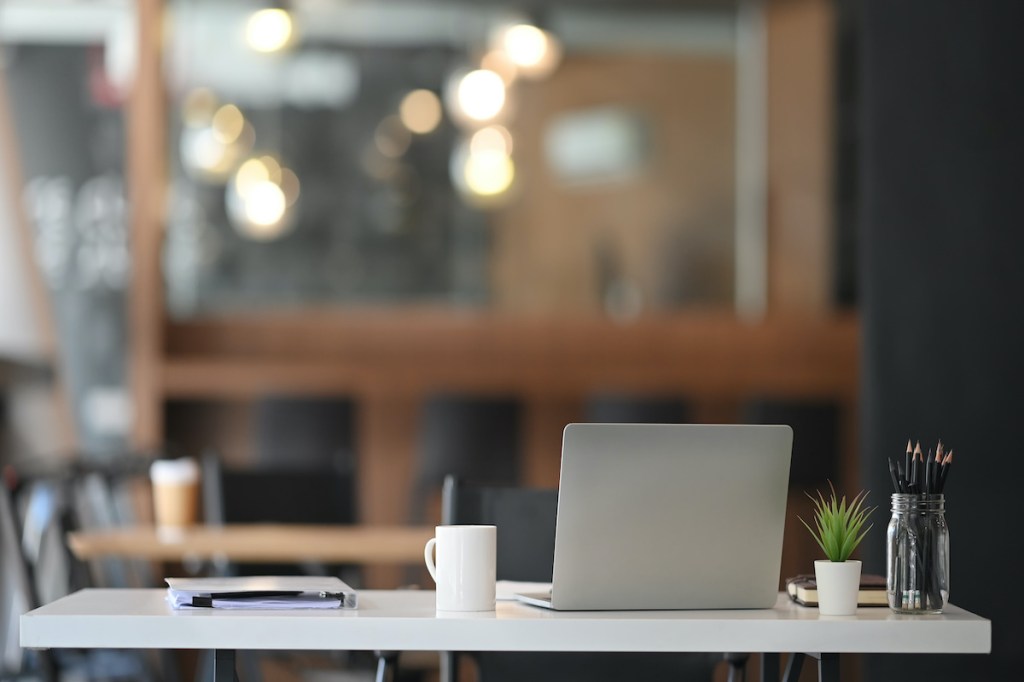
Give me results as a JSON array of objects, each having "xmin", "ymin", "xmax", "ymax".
[{"xmin": 165, "ymin": 576, "xmax": 358, "ymax": 610}]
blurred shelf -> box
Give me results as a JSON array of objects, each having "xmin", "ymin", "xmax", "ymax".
[{"xmin": 160, "ymin": 309, "xmax": 860, "ymax": 400}]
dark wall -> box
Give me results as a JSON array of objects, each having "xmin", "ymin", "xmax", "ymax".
[
  {"xmin": 859, "ymin": 1, "xmax": 1024, "ymax": 679},
  {"xmin": 6, "ymin": 46, "xmax": 128, "ymax": 456}
]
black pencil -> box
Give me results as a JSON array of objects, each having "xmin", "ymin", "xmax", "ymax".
[
  {"xmin": 905, "ymin": 440, "xmax": 913, "ymax": 489},
  {"xmin": 938, "ymin": 451, "xmax": 953, "ymax": 493},
  {"xmin": 917, "ymin": 440, "xmax": 925, "ymax": 489},
  {"xmin": 888, "ymin": 456, "xmax": 901, "ymax": 492},
  {"xmin": 926, "ymin": 448, "xmax": 934, "ymax": 493}
]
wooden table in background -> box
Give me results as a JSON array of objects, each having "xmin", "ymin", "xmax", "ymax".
[{"xmin": 68, "ymin": 524, "xmax": 433, "ymax": 566}]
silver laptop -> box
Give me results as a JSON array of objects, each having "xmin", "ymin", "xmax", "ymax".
[{"xmin": 515, "ymin": 423, "xmax": 792, "ymax": 610}]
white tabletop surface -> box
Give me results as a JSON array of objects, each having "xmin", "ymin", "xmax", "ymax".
[{"xmin": 21, "ymin": 590, "xmax": 990, "ymax": 655}]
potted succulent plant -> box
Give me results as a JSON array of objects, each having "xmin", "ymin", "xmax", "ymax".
[{"xmin": 799, "ymin": 483, "xmax": 875, "ymax": 616}]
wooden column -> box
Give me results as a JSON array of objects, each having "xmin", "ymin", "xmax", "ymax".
[{"xmin": 127, "ymin": 0, "xmax": 167, "ymax": 450}]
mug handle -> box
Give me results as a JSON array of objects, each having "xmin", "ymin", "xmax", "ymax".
[{"xmin": 424, "ymin": 537, "xmax": 438, "ymax": 582}]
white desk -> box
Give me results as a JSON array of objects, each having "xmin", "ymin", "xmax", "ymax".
[{"xmin": 21, "ymin": 590, "xmax": 990, "ymax": 682}]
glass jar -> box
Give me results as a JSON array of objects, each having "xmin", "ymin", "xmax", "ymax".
[{"xmin": 886, "ymin": 493, "xmax": 949, "ymax": 613}]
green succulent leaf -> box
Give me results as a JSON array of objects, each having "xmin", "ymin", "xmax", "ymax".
[{"xmin": 797, "ymin": 481, "xmax": 875, "ymax": 562}]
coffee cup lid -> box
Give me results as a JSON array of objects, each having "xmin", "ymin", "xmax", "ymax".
[{"xmin": 150, "ymin": 458, "xmax": 199, "ymax": 484}]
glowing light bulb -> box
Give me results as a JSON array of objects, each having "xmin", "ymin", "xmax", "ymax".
[
  {"xmin": 246, "ymin": 9, "xmax": 294, "ymax": 53},
  {"xmin": 456, "ymin": 69, "xmax": 506, "ymax": 122},
  {"xmin": 499, "ymin": 23, "xmax": 561, "ymax": 79},
  {"xmin": 503, "ymin": 25, "xmax": 548, "ymax": 68},
  {"xmin": 243, "ymin": 181, "xmax": 286, "ymax": 227}
]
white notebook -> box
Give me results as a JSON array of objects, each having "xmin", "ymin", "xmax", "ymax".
[{"xmin": 165, "ymin": 575, "xmax": 357, "ymax": 610}]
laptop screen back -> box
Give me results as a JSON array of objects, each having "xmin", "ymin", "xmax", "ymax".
[{"xmin": 551, "ymin": 423, "xmax": 792, "ymax": 610}]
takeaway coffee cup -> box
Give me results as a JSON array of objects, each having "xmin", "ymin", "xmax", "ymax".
[
  {"xmin": 149, "ymin": 458, "xmax": 199, "ymax": 538},
  {"xmin": 424, "ymin": 525, "xmax": 496, "ymax": 612}
]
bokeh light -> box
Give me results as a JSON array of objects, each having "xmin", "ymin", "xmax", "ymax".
[
  {"xmin": 450, "ymin": 138, "xmax": 515, "ymax": 201},
  {"xmin": 234, "ymin": 157, "xmax": 271, "ymax": 196},
  {"xmin": 480, "ymin": 50, "xmax": 518, "ymax": 84},
  {"xmin": 374, "ymin": 115, "xmax": 412, "ymax": 158},
  {"xmin": 181, "ymin": 88, "xmax": 218, "ymax": 128},
  {"xmin": 227, "ymin": 156, "xmax": 298, "ymax": 241},
  {"xmin": 259, "ymin": 155, "xmax": 283, "ymax": 184},
  {"xmin": 246, "ymin": 9, "xmax": 294, "ymax": 53},
  {"xmin": 280, "ymin": 168, "xmax": 301, "ymax": 206},
  {"xmin": 464, "ymin": 150, "xmax": 515, "ymax": 196},
  {"xmin": 243, "ymin": 181, "xmax": 287, "ymax": 227},
  {"xmin": 179, "ymin": 93, "xmax": 253, "ymax": 183},
  {"xmin": 211, "ymin": 104, "xmax": 245, "ymax": 144},
  {"xmin": 399, "ymin": 89, "xmax": 443, "ymax": 134},
  {"xmin": 498, "ymin": 23, "xmax": 562, "ymax": 79},
  {"xmin": 470, "ymin": 125, "xmax": 513, "ymax": 156},
  {"xmin": 455, "ymin": 69, "xmax": 506, "ymax": 122}
]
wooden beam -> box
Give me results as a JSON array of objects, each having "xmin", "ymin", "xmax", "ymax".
[
  {"xmin": 126, "ymin": 0, "xmax": 167, "ymax": 450},
  {"xmin": 160, "ymin": 311, "xmax": 859, "ymax": 401}
]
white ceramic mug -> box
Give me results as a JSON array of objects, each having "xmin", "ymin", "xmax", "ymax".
[{"xmin": 424, "ymin": 525, "xmax": 497, "ymax": 612}]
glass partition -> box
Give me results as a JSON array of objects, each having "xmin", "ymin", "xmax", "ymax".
[{"xmin": 163, "ymin": 0, "xmax": 746, "ymax": 318}]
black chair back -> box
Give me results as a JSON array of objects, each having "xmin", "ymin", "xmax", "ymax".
[
  {"xmin": 411, "ymin": 395, "xmax": 522, "ymax": 523},
  {"xmin": 202, "ymin": 452, "xmax": 357, "ymax": 579},
  {"xmin": 439, "ymin": 475, "xmax": 727, "ymax": 682},
  {"xmin": 442, "ymin": 477, "xmax": 557, "ymax": 583},
  {"xmin": 584, "ymin": 394, "xmax": 691, "ymax": 424}
]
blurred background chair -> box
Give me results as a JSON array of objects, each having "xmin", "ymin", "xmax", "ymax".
[
  {"xmin": 200, "ymin": 451, "xmax": 365, "ymax": 682},
  {"xmin": 584, "ymin": 393, "xmax": 691, "ymax": 424},
  {"xmin": 201, "ymin": 451, "xmax": 358, "ymax": 581},
  {"xmin": 0, "ymin": 482, "xmax": 57, "ymax": 681},
  {"xmin": 6, "ymin": 459, "xmax": 167, "ymax": 682},
  {"xmin": 438, "ymin": 475, "xmax": 737, "ymax": 682},
  {"xmin": 253, "ymin": 396, "xmax": 356, "ymax": 471},
  {"xmin": 411, "ymin": 395, "xmax": 522, "ymax": 524}
]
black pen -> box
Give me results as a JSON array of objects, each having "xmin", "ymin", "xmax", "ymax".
[
  {"xmin": 319, "ymin": 591, "xmax": 348, "ymax": 600},
  {"xmin": 206, "ymin": 591, "xmax": 302, "ymax": 599},
  {"xmin": 189, "ymin": 590, "xmax": 303, "ymax": 608}
]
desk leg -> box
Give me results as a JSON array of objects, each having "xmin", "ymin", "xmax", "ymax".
[
  {"xmin": 213, "ymin": 650, "xmax": 238, "ymax": 682},
  {"xmin": 760, "ymin": 653, "xmax": 780, "ymax": 682},
  {"xmin": 782, "ymin": 652, "xmax": 805, "ymax": 681},
  {"xmin": 374, "ymin": 650, "xmax": 399, "ymax": 682},
  {"xmin": 816, "ymin": 653, "xmax": 839, "ymax": 682}
]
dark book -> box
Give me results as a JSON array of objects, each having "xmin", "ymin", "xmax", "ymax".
[{"xmin": 785, "ymin": 573, "xmax": 888, "ymax": 607}]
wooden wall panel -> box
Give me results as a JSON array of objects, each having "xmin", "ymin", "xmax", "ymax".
[
  {"xmin": 492, "ymin": 53, "xmax": 736, "ymax": 313},
  {"xmin": 766, "ymin": 0, "xmax": 835, "ymax": 313}
]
